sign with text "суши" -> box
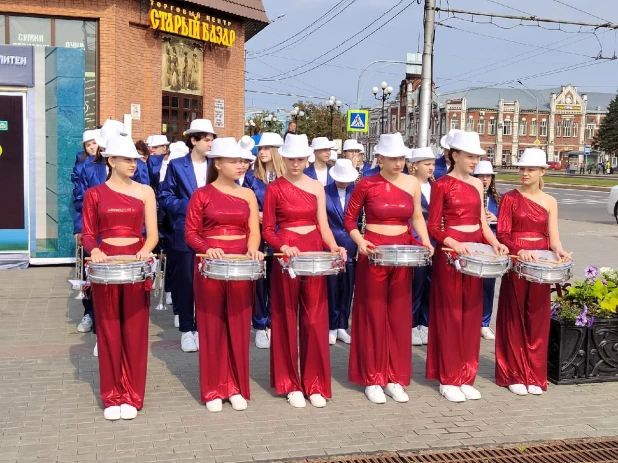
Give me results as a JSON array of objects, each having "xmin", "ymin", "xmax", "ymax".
[{"xmin": 149, "ymin": 1, "xmax": 236, "ymax": 47}]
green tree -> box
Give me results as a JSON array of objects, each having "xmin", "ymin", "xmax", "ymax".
[
  {"xmin": 594, "ymin": 91, "xmax": 618, "ymax": 155},
  {"xmin": 292, "ymin": 101, "xmax": 346, "ymax": 141},
  {"xmin": 249, "ymin": 111, "xmax": 284, "ymax": 135}
]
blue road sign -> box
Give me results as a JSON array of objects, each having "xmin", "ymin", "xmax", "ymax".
[{"xmin": 347, "ymin": 110, "xmax": 369, "ymax": 133}]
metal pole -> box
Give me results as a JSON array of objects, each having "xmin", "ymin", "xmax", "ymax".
[
  {"xmin": 418, "ymin": 0, "xmax": 435, "ymax": 147},
  {"xmin": 381, "ymin": 96, "xmax": 385, "ymax": 135},
  {"xmin": 330, "ymin": 108, "xmax": 334, "ymax": 139}
]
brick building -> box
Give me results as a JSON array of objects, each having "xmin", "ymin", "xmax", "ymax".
[{"xmin": 0, "ymin": 0, "xmax": 268, "ymax": 265}]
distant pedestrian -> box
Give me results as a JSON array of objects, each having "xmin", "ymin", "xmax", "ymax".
[
  {"xmin": 579, "ymin": 162, "xmax": 585, "ymax": 175},
  {"xmin": 607, "ymin": 161, "xmax": 611, "ymax": 175}
]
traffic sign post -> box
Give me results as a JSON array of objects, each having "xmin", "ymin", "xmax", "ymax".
[
  {"xmin": 534, "ymin": 139, "xmax": 540, "ymax": 146},
  {"xmin": 346, "ymin": 110, "xmax": 369, "ymax": 133}
]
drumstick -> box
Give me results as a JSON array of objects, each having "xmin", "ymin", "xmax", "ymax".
[
  {"xmin": 441, "ymin": 248, "xmax": 504, "ymax": 258},
  {"xmin": 195, "ymin": 254, "xmax": 252, "ymax": 260},
  {"xmin": 273, "ymin": 252, "xmax": 339, "ymax": 257},
  {"xmin": 85, "ymin": 257, "xmax": 142, "ymax": 262}
]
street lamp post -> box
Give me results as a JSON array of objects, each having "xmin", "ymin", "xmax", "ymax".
[
  {"xmin": 372, "ymin": 82, "xmax": 393, "ymax": 136},
  {"xmin": 290, "ymin": 106, "xmax": 305, "ymax": 123},
  {"xmin": 326, "ymin": 97, "xmax": 342, "ymax": 139},
  {"xmin": 245, "ymin": 119, "xmax": 255, "ymax": 135},
  {"xmin": 263, "ymin": 113, "xmax": 276, "ymax": 131}
]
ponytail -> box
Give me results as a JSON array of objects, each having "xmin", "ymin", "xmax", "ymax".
[
  {"xmin": 447, "ymin": 148, "xmax": 457, "ymax": 173},
  {"xmin": 93, "ymin": 146, "xmax": 104, "ymax": 164},
  {"xmin": 489, "ymin": 176, "xmax": 501, "ymax": 207},
  {"xmin": 206, "ymin": 160, "xmax": 218, "ymax": 184}
]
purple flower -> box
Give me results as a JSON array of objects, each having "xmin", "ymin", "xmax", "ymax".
[
  {"xmin": 551, "ymin": 302, "xmax": 560, "ymax": 317},
  {"xmin": 585, "ymin": 266, "xmax": 599, "ymax": 279},
  {"xmin": 575, "ymin": 313, "xmax": 588, "ymax": 327},
  {"xmin": 582, "ymin": 305, "xmax": 589, "ymax": 316},
  {"xmin": 603, "ymin": 280, "xmax": 607, "ymax": 286},
  {"xmin": 587, "ymin": 316, "xmax": 595, "ymax": 327}
]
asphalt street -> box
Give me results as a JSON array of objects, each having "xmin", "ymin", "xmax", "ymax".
[{"xmin": 497, "ymin": 183, "xmax": 616, "ymax": 225}]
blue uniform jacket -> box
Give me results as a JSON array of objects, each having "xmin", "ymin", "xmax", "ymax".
[
  {"xmin": 434, "ymin": 155, "xmax": 448, "ymax": 180},
  {"xmin": 147, "ymin": 154, "xmax": 174, "ymax": 247},
  {"xmin": 362, "ymin": 163, "xmax": 379, "ymax": 178},
  {"xmin": 412, "ymin": 184, "xmax": 435, "ymax": 245},
  {"xmin": 71, "ymin": 152, "xmax": 93, "ymax": 234},
  {"xmin": 325, "ymin": 183, "xmax": 357, "ymax": 262},
  {"xmin": 148, "ymin": 154, "xmax": 165, "ymax": 194},
  {"xmin": 304, "ymin": 164, "xmax": 334, "ymax": 185},
  {"xmin": 486, "ymin": 193, "xmax": 500, "ymax": 235}
]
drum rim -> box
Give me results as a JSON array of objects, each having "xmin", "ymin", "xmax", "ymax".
[{"xmin": 372, "ymin": 245, "xmax": 428, "ymax": 252}]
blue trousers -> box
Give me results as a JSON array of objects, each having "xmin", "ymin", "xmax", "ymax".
[
  {"xmin": 482, "ymin": 277, "xmax": 496, "ymax": 327},
  {"xmin": 253, "ymin": 256, "xmax": 273, "ymax": 330},
  {"xmin": 412, "ymin": 264, "xmax": 431, "ymax": 327},
  {"xmin": 327, "ymin": 261, "xmax": 356, "ymax": 330},
  {"xmin": 174, "ymin": 250, "xmax": 196, "ymax": 332},
  {"xmin": 164, "ymin": 248, "xmax": 178, "ymax": 315}
]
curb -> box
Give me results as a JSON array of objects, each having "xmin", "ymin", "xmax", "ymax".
[{"xmin": 497, "ymin": 180, "xmax": 611, "ymax": 192}]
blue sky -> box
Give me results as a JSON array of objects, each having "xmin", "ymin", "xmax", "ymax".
[{"xmin": 244, "ymin": 0, "xmax": 618, "ymax": 111}]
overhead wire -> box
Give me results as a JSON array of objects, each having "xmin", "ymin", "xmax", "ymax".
[{"xmin": 549, "ymin": 0, "xmax": 612, "ymax": 24}]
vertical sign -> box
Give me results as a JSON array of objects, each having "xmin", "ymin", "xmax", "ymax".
[{"xmin": 214, "ymin": 99, "xmax": 225, "ymax": 128}]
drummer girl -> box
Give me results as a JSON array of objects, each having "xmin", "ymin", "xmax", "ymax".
[
  {"xmin": 185, "ymin": 137, "xmax": 263, "ymax": 412},
  {"xmin": 472, "ymin": 161, "xmax": 501, "ymax": 341},
  {"xmin": 344, "ymin": 133, "xmax": 434, "ymax": 405},
  {"xmin": 425, "ymin": 131, "xmax": 508, "ymax": 403},
  {"xmin": 81, "ymin": 135, "xmax": 158, "ymax": 421},
  {"xmin": 243, "ymin": 133, "xmax": 286, "ymax": 349},
  {"xmin": 262, "ymin": 134, "xmax": 346, "ymax": 409},
  {"xmin": 495, "ymin": 148, "xmax": 570, "ymax": 396}
]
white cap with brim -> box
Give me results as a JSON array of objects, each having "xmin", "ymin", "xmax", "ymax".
[
  {"xmin": 408, "ymin": 147, "xmax": 436, "ymax": 163},
  {"xmin": 82, "ymin": 129, "xmax": 98, "ymax": 144},
  {"xmin": 95, "ymin": 120, "xmax": 126, "ymax": 149},
  {"xmin": 311, "ymin": 137, "xmax": 336, "ymax": 151},
  {"xmin": 448, "ymin": 131, "xmax": 485, "ymax": 156},
  {"xmin": 374, "ymin": 133, "xmax": 411, "ymax": 158},
  {"xmin": 257, "ymin": 132, "xmax": 284, "ymax": 147},
  {"xmin": 207, "ymin": 137, "xmax": 244, "ymax": 158},
  {"xmin": 185, "ymin": 119, "xmax": 217, "ymax": 136},
  {"xmin": 473, "ymin": 160, "xmax": 496, "ymax": 176},
  {"xmin": 440, "ymin": 128, "xmax": 463, "ymax": 150},
  {"xmin": 329, "ymin": 158, "xmax": 359, "ymax": 183},
  {"xmin": 278, "ymin": 134, "xmax": 314, "ymax": 159},
  {"xmin": 148, "ymin": 134, "xmax": 170, "ymax": 147},
  {"xmin": 168, "ymin": 141, "xmax": 189, "ymax": 160},
  {"xmin": 102, "ymin": 135, "xmax": 140, "ymax": 159},
  {"xmin": 515, "ymin": 148, "xmax": 549, "ymax": 169}
]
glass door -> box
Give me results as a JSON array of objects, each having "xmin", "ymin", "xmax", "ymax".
[{"xmin": 162, "ymin": 92, "xmax": 202, "ymax": 142}]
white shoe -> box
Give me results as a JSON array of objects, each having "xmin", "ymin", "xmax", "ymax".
[
  {"xmin": 419, "ymin": 325, "xmax": 429, "ymax": 345},
  {"xmin": 173, "ymin": 314, "xmax": 179, "ymax": 328},
  {"xmin": 309, "ymin": 394, "xmax": 326, "ymax": 408},
  {"xmin": 337, "ymin": 329, "xmax": 351, "ymax": 344},
  {"xmin": 440, "ymin": 384, "xmax": 466, "ymax": 402},
  {"xmin": 412, "ymin": 327, "xmax": 422, "ymax": 346},
  {"xmin": 528, "ymin": 385, "xmax": 543, "ymax": 395},
  {"xmin": 364, "ymin": 385, "xmax": 387, "ymax": 404},
  {"xmin": 180, "ymin": 332, "xmax": 197, "ymax": 352},
  {"xmin": 77, "ymin": 315, "xmax": 93, "ymax": 333},
  {"xmin": 508, "ymin": 384, "xmax": 528, "ymax": 396},
  {"xmin": 229, "ymin": 394, "xmax": 247, "ymax": 411},
  {"xmin": 460, "ymin": 385, "xmax": 482, "ymax": 400},
  {"xmin": 206, "ymin": 399, "xmax": 222, "ymax": 412},
  {"xmin": 165, "ymin": 292, "xmax": 172, "ymax": 305},
  {"xmin": 287, "ymin": 391, "xmax": 306, "ymax": 408},
  {"xmin": 120, "ymin": 404, "xmax": 137, "ymax": 420},
  {"xmin": 481, "ymin": 327, "xmax": 496, "ymax": 340},
  {"xmin": 103, "ymin": 406, "xmax": 121, "ymax": 421},
  {"xmin": 329, "ymin": 330, "xmax": 337, "ymax": 345},
  {"xmin": 93, "ymin": 342, "xmax": 98, "ymax": 357},
  {"xmin": 384, "ymin": 383, "xmax": 409, "ymax": 403},
  {"xmin": 255, "ymin": 330, "xmax": 270, "ymax": 349},
  {"xmin": 193, "ymin": 331, "xmax": 199, "ymax": 351}
]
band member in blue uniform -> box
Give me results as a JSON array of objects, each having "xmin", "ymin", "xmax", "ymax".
[
  {"xmin": 342, "ymin": 139, "xmax": 378, "ymax": 178},
  {"xmin": 325, "ymin": 159, "xmax": 359, "ymax": 345},
  {"xmin": 434, "ymin": 129, "xmax": 461, "ymax": 180},
  {"xmin": 406, "ymin": 147, "xmax": 436, "ymax": 347},
  {"xmin": 243, "ymin": 133, "xmax": 285, "ymax": 349},
  {"xmin": 305, "ymin": 137, "xmax": 335, "ymax": 186},
  {"xmin": 159, "ymin": 119, "xmax": 216, "ymax": 353},
  {"xmin": 238, "ymin": 136, "xmax": 256, "ymax": 187},
  {"xmin": 472, "ymin": 160, "xmax": 501, "ymax": 341}
]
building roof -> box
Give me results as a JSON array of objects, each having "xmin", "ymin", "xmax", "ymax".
[{"xmin": 183, "ymin": 0, "xmax": 269, "ymax": 41}]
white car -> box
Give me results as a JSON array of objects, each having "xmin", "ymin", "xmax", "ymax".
[{"xmin": 608, "ymin": 186, "xmax": 618, "ymax": 223}]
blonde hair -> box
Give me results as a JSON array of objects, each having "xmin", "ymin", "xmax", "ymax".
[
  {"xmin": 254, "ymin": 146, "xmax": 286, "ymax": 182},
  {"xmin": 539, "ymin": 177, "xmax": 544, "ymax": 190}
]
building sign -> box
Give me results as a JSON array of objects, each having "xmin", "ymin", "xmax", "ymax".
[
  {"xmin": 149, "ymin": 1, "xmax": 237, "ymax": 47},
  {"xmin": 162, "ymin": 37, "xmax": 203, "ymax": 96},
  {"xmin": 9, "ymin": 16, "xmax": 51, "ymax": 47},
  {"xmin": 214, "ymin": 99, "xmax": 225, "ymax": 128},
  {"xmin": 0, "ymin": 45, "xmax": 34, "ymax": 87},
  {"xmin": 556, "ymin": 104, "xmax": 582, "ymax": 112}
]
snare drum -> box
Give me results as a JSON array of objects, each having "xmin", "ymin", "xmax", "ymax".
[
  {"xmin": 278, "ymin": 252, "xmax": 345, "ymax": 278},
  {"xmin": 199, "ymin": 255, "xmax": 266, "ymax": 281},
  {"xmin": 514, "ymin": 250, "xmax": 573, "ymax": 284},
  {"xmin": 86, "ymin": 256, "xmax": 155, "ymax": 285},
  {"xmin": 369, "ymin": 245, "xmax": 430, "ymax": 267},
  {"xmin": 447, "ymin": 243, "xmax": 511, "ymax": 279}
]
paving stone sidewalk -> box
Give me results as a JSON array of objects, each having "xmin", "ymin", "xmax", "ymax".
[{"xmin": 1, "ymin": 219, "xmax": 618, "ymax": 463}]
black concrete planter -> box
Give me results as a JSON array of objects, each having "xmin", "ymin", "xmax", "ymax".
[{"xmin": 548, "ymin": 317, "xmax": 618, "ymax": 384}]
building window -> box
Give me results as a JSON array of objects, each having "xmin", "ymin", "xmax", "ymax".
[
  {"xmin": 466, "ymin": 117, "xmax": 474, "ymax": 132},
  {"xmin": 530, "ymin": 119, "xmax": 537, "ymax": 136},
  {"xmin": 519, "ymin": 121, "xmax": 527, "ymax": 136},
  {"xmin": 488, "ymin": 119, "xmax": 496, "ymax": 135},
  {"xmin": 450, "ymin": 117, "xmax": 458, "ymax": 130},
  {"xmin": 0, "ymin": 17, "xmax": 5, "ymax": 44},
  {"xmin": 573, "ymin": 122, "xmax": 578, "ymax": 138},
  {"xmin": 540, "ymin": 120, "xmax": 548, "ymax": 137},
  {"xmin": 503, "ymin": 120, "xmax": 512, "ymax": 136},
  {"xmin": 587, "ymin": 124, "xmax": 595, "ymax": 139},
  {"xmin": 563, "ymin": 120, "xmax": 571, "ymax": 137},
  {"xmin": 478, "ymin": 119, "xmax": 485, "ymax": 134},
  {"xmin": 556, "ymin": 122, "xmax": 562, "ymax": 137},
  {"xmin": 391, "ymin": 115, "xmax": 397, "ymax": 132},
  {"xmin": 503, "ymin": 150, "xmax": 512, "ymax": 166},
  {"xmin": 432, "ymin": 118, "xmax": 437, "ymax": 134},
  {"xmin": 441, "ymin": 118, "xmax": 446, "ymax": 134},
  {"xmin": 9, "ymin": 16, "xmax": 52, "ymax": 46},
  {"xmin": 400, "ymin": 117, "xmax": 406, "ymax": 132},
  {"xmin": 162, "ymin": 92, "xmax": 203, "ymax": 142}
]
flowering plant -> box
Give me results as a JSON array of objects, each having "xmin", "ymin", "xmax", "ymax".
[{"xmin": 552, "ymin": 266, "xmax": 618, "ymax": 326}]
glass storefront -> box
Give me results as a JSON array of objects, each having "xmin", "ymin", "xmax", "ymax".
[{"xmin": 9, "ymin": 16, "xmax": 52, "ymax": 46}]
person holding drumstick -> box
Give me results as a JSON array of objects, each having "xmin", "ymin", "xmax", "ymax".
[
  {"xmin": 262, "ymin": 134, "xmax": 346, "ymax": 409},
  {"xmin": 185, "ymin": 137, "xmax": 263, "ymax": 412},
  {"xmin": 81, "ymin": 135, "xmax": 158, "ymax": 421},
  {"xmin": 344, "ymin": 133, "xmax": 434, "ymax": 405},
  {"xmin": 425, "ymin": 131, "xmax": 508, "ymax": 403},
  {"xmin": 495, "ymin": 148, "xmax": 570, "ymax": 396}
]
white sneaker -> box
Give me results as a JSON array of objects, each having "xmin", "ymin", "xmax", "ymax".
[
  {"xmin": 181, "ymin": 332, "xmax": 197, "ymax": 352},
  {"xmin": 206, "ymin": 399, "xmax": 222, "ymax": 412},
  {"xmin": 329, "ymin": 330, "xmax": 337, "ymax": 345},
  {"xmin": 419, "ymin": 325, "xmax": 429, "ymax": 345},
  {"xmin": 165, "ymin": 292, "xmax": 172, "ymax": 305},
  {"xmin": 481, "ymin": 327, "xmax": 496, "ymax": 340},
  {"xmin": 309, "ymin": 394, "xmax": 326, "ymax": 408},
  {"xmin": 528, "ymin": 385, "xmax": 543, "ymax": 395},
  {"xmin": 93, "ymin": 342, "xmax": 98, "ymax": 357},
  {"xmin": 508, "ymin": 384, "xmax": 528, "ymax": 396},
  {"xmin": 412, "ymin": 327, "xmax": 422, "ymax": 346},
  {"xmin": 173, "ymin": 314, "xmax": 179, "ymax": 328},
  {"xmin": 229, "ymin": 394, "xmax": 247, "ymax": 411},
  {"xmin": 287, "ymin": 391, "xmax": 306, "ymax": 408},
  {"xmin": 103, "ymin": 406, "xmax": 121, "ymax": 421},
  {"xmin": 364, "ymin": 385, "xmax": 387, "ymax": 404},
  {"xmin": 255, "ymin": 330, "xmax": 270, "ymax": 349},
  {"xmin": 384, "ymin": 383, "xmax": 409, "ymax": 403},
  {"xmin": 77, "ymin": 315, "xmax": 93, "ymax": 333},
  {"xmin": 193, "ymin": 331, "xmax": 199, "ymax": 351},
  {"xmin": 337, "ymin": 329, "xmax": 351, "ymax": 344},
  {"xmin": 460, "ymin": 385, "xmax": 482, "ymax": 400},
  {"xmin": 440, "ymin": 384, "xmax": 466, "ymax": 402},
  {"xmin": 120, "ymin": 404, "xmax": 137, "ymax": 420}
]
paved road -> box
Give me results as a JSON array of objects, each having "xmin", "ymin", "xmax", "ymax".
[{"xmin": 498, "ymin": 184, "xmax": 615, "ymax": 225}]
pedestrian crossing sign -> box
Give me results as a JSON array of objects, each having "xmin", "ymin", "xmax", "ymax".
[{"xmin": 346, "ymin": 110, "xmax": 369, "ymax": 133}]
